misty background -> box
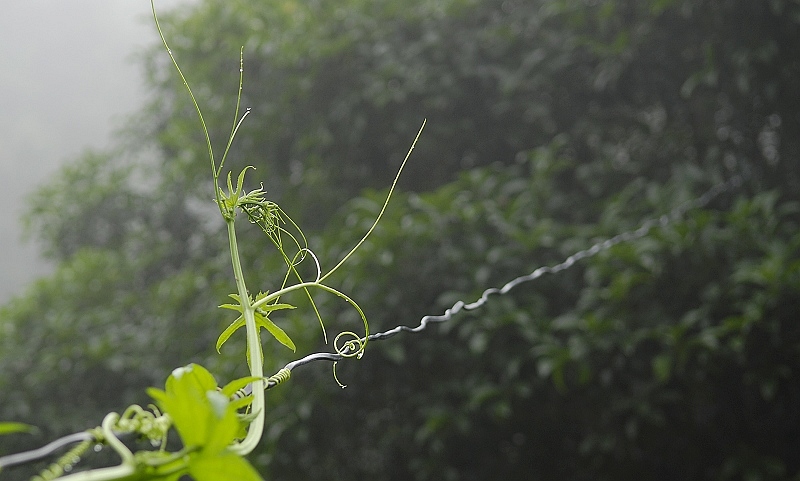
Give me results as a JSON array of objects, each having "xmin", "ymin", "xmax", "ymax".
[
  {"xmin": 0, "ymin": 1, "xmax": 188, "ymax": 304},
  {"xmin": 1, "ymin": 2, "xmax": 798, "ymax": 479}
]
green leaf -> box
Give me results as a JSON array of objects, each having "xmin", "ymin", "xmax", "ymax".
[
  {"xmin": 189, "ymin": 452, "xmax": 263, "ymax": 481},
  {"xmin": 146, "ymin": 387, "xmax": 168, "ymax": 404},
  {"xmin": 151, "ymin": 364, "xmax": 219, "ymax": 448},
  {"xmin": 206, "ymin": 390, "xmax": 230, "ymax": 419},
  {"xmin": 201, "ymin": 391, "xmax": 243, "ymax": 454},
  {"xmin": 226, "ymin": 171, "xmax": 234, "ymax": 197},
  {"xmin": 219, "ymin": 293, "xmax": 244, "ymax": 311},
  {"xmin": 216, "ymin": 315, "xmax": 245, "ymax": 353},
  {"xmin": 149, "ymin": 363, "xmax": 252, "ymax": 454},
  {"xmin": 0, "ymin": 422, "xmax": 36, "ymax": 435},
  {"xmin": 216, "ymin": 292, "xmax": 296, "ymax": 353},
  {"xmin": 252, "ymin": 291, "xmax": 270, "ymax": 303},
  {"xmin": 166, "ymin": 363, "xmax": 218, "ymax": 393},
  {"xmin": 255, "ymin": 314, "xmax": 296, "ymax": 352},
  {"xmin": 235, "ymin": 166, "xmax": 255, "ymax": 197}
]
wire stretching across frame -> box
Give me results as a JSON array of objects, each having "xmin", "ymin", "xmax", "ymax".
[
  {"xmin": 261, "ymin": 171, "xmax": 746, "ymax": 386},
  {"xmin": 0, "ymin": 172, "xmax": 745, "ymax": 468}
]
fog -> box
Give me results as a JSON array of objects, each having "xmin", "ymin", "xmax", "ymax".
[{"xmin": 0, "ymin": 1, "xmax": 190, "ymax": 304}]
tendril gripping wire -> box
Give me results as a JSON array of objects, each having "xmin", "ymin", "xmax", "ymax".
[{"xmin": 266, "ymin": 368, "xmax": 291, "ymax": 389}]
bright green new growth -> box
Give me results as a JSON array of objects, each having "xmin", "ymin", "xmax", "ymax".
[
  {"xmin": 0, "ymin": 2, "xmax": 421, "ymax": 479},
  {"xmin": 51, "ymin": 0, "xmax": 422, "ymax": 477},
  {"xmin": 218, "ymin": 292, "xmax": 297, "ymax": 358}
]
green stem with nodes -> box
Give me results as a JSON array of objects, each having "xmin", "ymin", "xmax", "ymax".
[
  {"xmin": 151, "ymin": 0, "xmax": 419, "ymax": 460},
  {"xmin": 225, "ymin": 219, "xmax": 265, "ymax": 456},
  {"xmin": 152, "ymin": 0, "xmax": 272, "ymax": 457}
]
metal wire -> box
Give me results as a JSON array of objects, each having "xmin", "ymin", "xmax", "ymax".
[
  {"xmin": 1, "ymin": 173, "xmax": 744, "ymax": 466},
  {"xmin": 362, "ymin": 174, "xmax": 742, "ymax": 340},
  {"xmin": 0, "ymin": 432, "xmax": 94, "ymax": 470},
  {"xmin": 264, "ymin": 172, "xmax": 744, "ymax": 384}
]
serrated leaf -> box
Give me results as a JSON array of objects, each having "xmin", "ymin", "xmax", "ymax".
[{"xmin": 219, "ymin": 293, "xmax": 244, "ymax": 312}]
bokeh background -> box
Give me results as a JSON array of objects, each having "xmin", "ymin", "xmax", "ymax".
[{"xmin": 1, "ymin": 1, "xmax": 798, "ymax": 480}]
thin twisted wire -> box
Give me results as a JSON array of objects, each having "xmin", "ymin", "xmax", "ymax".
[
  {"xmin": 0, "ymin": 432, "xmax": 93, "ymax": 470},
  {"xmin": 0, "ymin": 174, "xmax": 744, "ymax": 465},
  {"xmin": 265, "ymin": 173, "xmax": 744, "ymax": 383},
  {"xmin": 365, "ymin": 174, "xmax": 743, "ymax": 343}
]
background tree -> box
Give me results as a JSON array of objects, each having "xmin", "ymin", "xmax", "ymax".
[{"xmin": 1, "ymin": 0, "xmax": 798, "ymax": 479}]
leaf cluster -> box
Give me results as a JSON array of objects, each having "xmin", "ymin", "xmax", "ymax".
[
  {"xmin": 217, "ymin": 293, "xmax": 296, "ymax": 355},
  {"xmin": 145, "ymin": 364, "xmax": 262, "ymax": 481}
]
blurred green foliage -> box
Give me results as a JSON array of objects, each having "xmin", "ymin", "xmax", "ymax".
[{"xmin": 1, "ymin": 0, "xmax": 799, "ymax": 479}]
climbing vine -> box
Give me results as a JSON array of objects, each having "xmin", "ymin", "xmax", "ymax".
[{"xmin": 0, "ymin": 1, "xmax": 757, "ymax": 480}]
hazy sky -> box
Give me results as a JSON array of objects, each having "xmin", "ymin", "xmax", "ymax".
[{"xmin": 0, "ymin": 1, "xmax": 191, "ymax": 304}]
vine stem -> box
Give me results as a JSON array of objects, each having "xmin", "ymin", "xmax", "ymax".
[
  {"xmin": 225, "ymin": 219, "xmax": 265, "ymax": 456},
  {"xmin": 49, "ymin": 464, "xmax": 135, "ymax": 481},
  {"xmin": 52, "ymin": 414, "xmax": 135, "ymax": 481}
]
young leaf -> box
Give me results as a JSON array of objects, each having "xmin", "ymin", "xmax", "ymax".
[
  {"xmin": 235, "ymin": 166, "xmax": 255, "ymax": 198},
  {"xmin": 150, "ymin": 364, "xmax": 219, "ymax": 449},
  {"xmin": 217, "ymin": 292, "xmax": 296, "ymax": 352},
  {"xmin": 189, "ymin": 452, "xmax": 263, "ymax": 481},
  {"xmin": 219, "ymin": 303, "xmax": 243, "ymax": 312},
  {"xmin": 226, "ymin": 171, "xmax": 235, "ymax": 198}
]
